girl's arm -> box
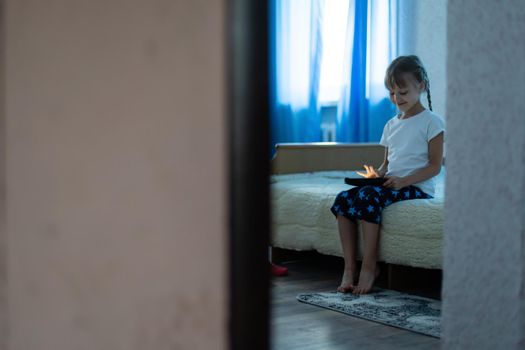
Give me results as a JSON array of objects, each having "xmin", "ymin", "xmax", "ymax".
[
  {"xmin": 384, "ymin": 132, "xmax": 444, "ymax": 189},
  {"xmin": 377, "ymin": 147, "xmax": 389, "ymax": 177}
]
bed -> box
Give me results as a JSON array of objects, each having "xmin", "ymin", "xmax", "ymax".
[{"xmin": 270, "ymin": 143, "xmax": 444, "ymax": 269}]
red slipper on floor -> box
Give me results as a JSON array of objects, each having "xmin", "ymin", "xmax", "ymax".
[{"xmin": 271, "ymin": 263, "xmax": 288, "ymax": 276}]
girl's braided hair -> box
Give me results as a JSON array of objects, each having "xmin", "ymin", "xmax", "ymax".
[{"xmin": 384, "ymin": 55, "xmax": 432, "ymax": 111}]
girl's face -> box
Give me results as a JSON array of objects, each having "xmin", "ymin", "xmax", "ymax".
[{"xmin": 388, "ymin": 73, "xmax": 425, "ymax": 113}]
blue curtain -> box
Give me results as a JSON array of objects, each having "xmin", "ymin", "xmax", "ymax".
[
  {"xmin": 336, "ymin": 0, "xmax": 398, "ymax": 142},
  {"xmin": 270, "ymin": 0, "xmax": 397, "ymax": 155},
  {"xmin": 269, "ymin": 0, "xmax": 323, "ymax": 157}
]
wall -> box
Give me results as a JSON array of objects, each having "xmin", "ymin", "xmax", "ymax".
[
  {"xmin": 398, "ymin": 0, "xmax": 447, "ymax": 117},
  {"xmin": 4, "ymin": 1, "xmax": 227, "ymax": 349},
  {"xmin": 442, "ymin": 0, "xmax": 525, "ymax": 348},
  {"xmin": 0, "ymin": 1, "xmax": 6, "ymax": 347}
]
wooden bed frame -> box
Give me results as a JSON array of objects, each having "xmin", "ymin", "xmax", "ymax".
[
  {"xmin": 270, "ymin": 142, "xmax": 443, "ymax": 292},
  {"xmin": 272, "ymin": 142, "xmax": 385, "ymax": 174}
]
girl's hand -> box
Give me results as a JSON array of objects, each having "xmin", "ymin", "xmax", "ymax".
[
  {"xmin": 383, "ymin": 176, "xmax": 407, "ymax": 190},
  {"xmin": 356, "ymin": 164, "xmax": 380, "ymax": 178}
]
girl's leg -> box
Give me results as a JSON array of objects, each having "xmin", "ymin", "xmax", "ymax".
[
  {"xmin": 353, "ymin": 220, "xmax": 381, "ymax": 295},
  {"xmin": 336, "ymin": 215, "xmax": 358, "ymax": 292}
]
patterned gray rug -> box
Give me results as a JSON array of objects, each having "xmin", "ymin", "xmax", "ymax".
[{"xmin": 297, "ymin": 289, "xmax": 441, "ymax": 338}]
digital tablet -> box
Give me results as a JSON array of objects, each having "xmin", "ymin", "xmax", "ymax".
[{"xmin": 344, "ymin": 177, "xmax": 387, "ymax": 187}]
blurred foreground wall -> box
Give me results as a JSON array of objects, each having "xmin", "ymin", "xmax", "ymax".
[
  {"xmin": 2, "ymin": 1, "xmax": 228, "ymax": 349},
  {"xmin": 443, "ymin": 0, "xmax": 525, "ymax": 349}
]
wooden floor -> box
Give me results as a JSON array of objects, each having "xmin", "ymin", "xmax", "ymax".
[{"xmin": 270, "ymin": 252, "xmax": 441, "ymax": 350}]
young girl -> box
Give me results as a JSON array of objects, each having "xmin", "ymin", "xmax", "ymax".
[{"xmin": 330, "ymin": 55, "xmax": 445, "ymax": 295}]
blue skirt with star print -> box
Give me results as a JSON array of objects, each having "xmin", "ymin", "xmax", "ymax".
[{"xmin": 330, "ymin": 185, "xmax": 432, "ymax": 224}]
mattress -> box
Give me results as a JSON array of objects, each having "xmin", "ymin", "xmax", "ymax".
[{"xmin": 270, "ymin": 170, "xmax": 445, "ymax": 269}]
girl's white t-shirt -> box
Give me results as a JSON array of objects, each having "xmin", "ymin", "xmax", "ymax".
[{"xmin": 379, "ymin": 109, "xmax": 445, "ymax": 197}]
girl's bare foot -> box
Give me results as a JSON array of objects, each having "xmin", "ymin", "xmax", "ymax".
[
  {"xmin": 337, "ymin": 267, "xmax": 357, "ymax": 293},
  {"xmin": 352, "ymin": 264, "xmax": 380, "ymax": 295}
]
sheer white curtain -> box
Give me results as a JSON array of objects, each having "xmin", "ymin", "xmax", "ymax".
[
  {"xmin": 271, "ymin": 0, "xmax": 323, "ymax": 152},
  {"xmin": 276, "ymin": 0, "xmax": 317, "ymax": 110}
]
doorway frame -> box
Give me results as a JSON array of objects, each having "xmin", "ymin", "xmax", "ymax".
[{"xmin": 228, "ymin": 1, "xmax": 270, "ymax": 349}]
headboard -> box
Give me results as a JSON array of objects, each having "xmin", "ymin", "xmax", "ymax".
[{"xmin": 271, "ymin": 143, "xmax": 386, "ymax": 175}]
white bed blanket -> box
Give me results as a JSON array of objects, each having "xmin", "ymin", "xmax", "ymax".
[{"xmin": 271, "ymin": 170, "xmax": 445, "ymax": 269}]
